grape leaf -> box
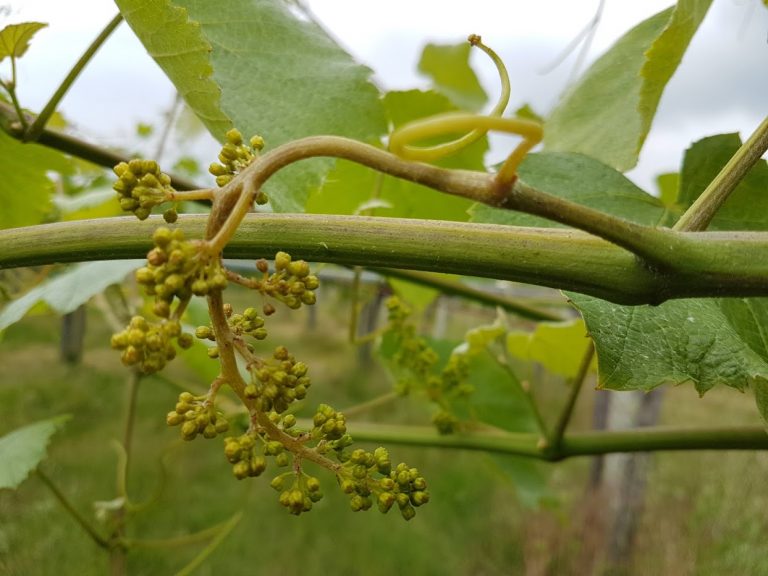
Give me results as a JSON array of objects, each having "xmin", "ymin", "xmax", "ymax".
[
  {"xmin": 655, "ymin": 172, "xmax": 680, "ymax": 208},
  {"xmin": 418, "ymin": 40, "xmax": 487, "ymax": 111},
  {"xmin": 0, "ymin": 415, "xmax": 70, "ymax": 490},
  {"xmin": 564, "ymin": 132, "xmax": 768, "ymax": 422},
  {"xmin": 0, "ymin": 21, "xmax": 47, "ymax": 62},
  {"xmin": 506, "ymin": 319, "xmax": 592, "ymax": 378},
  {"xmin": 0, "ymin": 260, "xmax": 142, "ymax": 331},
  {"xmin": 569, "ymin": 295, "xmax": 768, "ymax": 396},
  {"xmin": 0, "ymin": 129, "xmax": 72, "ymax": 229},
  {"xmin": 465, "ymin": 348, "xmax": 538, "ymax": 433},
  {"xmin": 470, "ymin": 152, "xmax": 666, "ymax": 227},
  {"xmin": 544, "ymin": 0, "xmax": 712, "ymax": 171},
  {"xmin": 678, "ymin": 133, "xmax": 768, "ymax": 230},
  {"xmin": 116, "ymin": 0, "xmax": 385, "ymax": 212}
]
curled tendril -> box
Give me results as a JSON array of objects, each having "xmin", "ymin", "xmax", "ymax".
[{"xmin": 388, "ymin": 34, "xmax": 543, "ymax": 186}]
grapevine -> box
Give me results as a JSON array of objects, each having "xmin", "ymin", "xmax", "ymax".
[{"xmin": 110, "ymin": 128, "xmax": 442, "ymax": 519}]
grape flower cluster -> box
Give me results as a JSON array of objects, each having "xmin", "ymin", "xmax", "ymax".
[
  {"xmin": 113, "ymin": 159, "xmax": 176, "ymax": 221},
  {"xmin": 109, "ymin": 129, "xmax": 430, "ymax": 521}
]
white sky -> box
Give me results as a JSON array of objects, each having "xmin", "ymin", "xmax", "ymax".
[{"xmin": 3, "ymin": 1, "xmax": 767, "ymax": 193}]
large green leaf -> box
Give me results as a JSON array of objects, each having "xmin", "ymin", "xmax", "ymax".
[
  {"xmin": 570, "ymin": 295, "xmax": 768, "ymax": 397},
  {"xmin": 0, "ymin": 260, "xmax": 141, "ymax": 331},
  {"xmin": 116, "ymin": 0, "xmax": 386, "ymax": 212},
  {"xmin": 417, "ymin": 40, "xmax": 487, "ymax": 111},
  {"xmin": 0, "ymin": 21, "xmax": 47, "ymax": 61},
  {"xmin": 565, "ymin": 131, "xmax": 768, "ymax": 421},
  {"xmin": 308, "ymin": 90, "xmax": 483, "ymax": 221},
  {"xmin": 0, "ymin": 415, "xmax": 70, "ymax": 490},
  {"xmin": 470, "ymin": 152, "xmax": 667, "ymax": 227},
  {"xmin": 544, "ymin": 0, "xmax": 712, "ymax": 171},
  {"xmin": 0, "ymin": 129, "xmax": 72, "ymax": 229},
  {"xmin": 679, "ymin": 133, "xmax": 768, "ymax": 230}
]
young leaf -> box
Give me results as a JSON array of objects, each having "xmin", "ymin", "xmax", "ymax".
[
  {"xmin": 116, "ymin": 0, "xmax": 386, "ymax": 212},
  {"xmin": 0, "ymin": 260, "xmax": 142, "ymax": 331},
  {"xmin": 470, "ymin": 152, "xmax": 667, "ymax": 227},
  {"xmin": 466, "ymin": 348, "xmax": 538, "ymax": 433},
  {"xmin": 0, "ymin": 22, "xmax": 47, "ymax": 62},
  {"xmin": 0, "ymin": 415, "xmax": 70, "ymax": 490},
  {"xmin": 678, "ymin": 133, "xmax": 768, "ymax": 230},
  {"xmin": 655, "ymin": 172, "xmax": 680, "ymax": 208},
  {"xmin": 0, "ymin": 129, "xmax": 72, "ymax": 229},
  {"xmin": 544, "ymin": 0, "xmax": 712, "ymax": 171},
  {"xmin": 506, "ymin": 319, "xmax": 592, "ymax": 378},
  {"xmin": 418, "ymin": 40, "xmax": 487, "ymax": 111}
]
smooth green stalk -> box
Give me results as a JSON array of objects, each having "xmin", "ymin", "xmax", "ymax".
[
  {"xmin": 559, "ymin": 426, "xmax": 768, "ymax": 458},
  {"xmin": 37, "ymin": 469, "xmax": 110, "ymax": 549},
  {"xmin": 371, "ymin": 267, "xmax": 562, "ymax": 321},
  {"xmin": 6, "ymin": 215, "xmax": 768, "ymax": 303},
  {"xmin": 674, "ymin": 115, "xmax": 768, "ymax": 232},
  {"xmin": 0, "ymin": 101, "xmax": 200, "ymax": 191},
  {"xmin": 123, "ymin": 512, "xmax": 243, "ymax": 549},
  {"xmin": 348, "ymin": 266, "xmax": 363, "ymax": 343},
  {"xmin": 122, "ymin": 371, "xmax": 141, "ymax": 481},
  {"xmin": 550, "ymin": 341, "xmax": 594, "ymax": 451},
  {"xmin": 498, "ymin": 352, "xmax": 550, "ymax": 445},
  {"xmin": 173, "ymin": 512, "xmax": 243, "ymax": 576},
  {"xmin": 321, "ymin": 421, "xmax": 768, "ymax": 461},
  {"xmin": 5, "ymin": 57, "xmax": 28, "ymax": 131},
  {"xmin": 342, "ymin": 391, "xmax": 400, "ymax": 418},
  {"xmin": 25, "ymin": 14, "xmax": 123, "ymax": 142}
]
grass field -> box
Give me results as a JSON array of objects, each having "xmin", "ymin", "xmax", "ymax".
[{"xmin": 2, "ymin": 284, "xmax": 768, "ymax": 576}]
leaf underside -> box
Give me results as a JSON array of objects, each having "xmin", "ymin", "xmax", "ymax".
[
  {"xmin": 0, "ymin": 415, "xmax": 70, "ymax": 490},
  {"xmin": 116, "ymin": 0, "xmax": 386, "ymax": 212}
]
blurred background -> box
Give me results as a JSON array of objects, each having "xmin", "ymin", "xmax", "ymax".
[{"xmin": 1, "ymin": 2, "xmax": 768, "ymax": 575}]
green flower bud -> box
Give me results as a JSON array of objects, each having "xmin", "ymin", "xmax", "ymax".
[
  {"xmin": 249, "ymin": 456, "xmax": 267, "ymax": 477},
  {"xmin": 177, "ymin": 333, "xmax": 194, "ymax": 349},
  {"xmin": 410, "ymin": 491, "xmax": 430, "ymax": 506},
  {"xmin": 275, "ymin": 452, "xmax": 290, "ymax": 467},
  {"xmin": 181, "ymin": 420, "xmax": 199, "ymax": 441},
  {"xmin": 233, "ymin": 461, "xmax": 250, "ymax": 480},
  {"xmin": 203, "ymin": 424, "xmax": 218, "ymax": 439},
  {"xmin": 166, "ymin": 411, "xmax": 183, "ymax": 426},
  {"xmin": 378, "ymin": 492, "xmax": 395, "ymax": 513},
  {"xmin": 274, "ymin": 251, "xmax": 291, "ymax": 271}
]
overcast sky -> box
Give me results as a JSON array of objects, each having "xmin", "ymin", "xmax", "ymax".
[{"xmin": 3, "ymin": 1, "xmax": 767, "ymax": 193}]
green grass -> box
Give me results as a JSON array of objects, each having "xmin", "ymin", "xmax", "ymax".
[{"xmin": 2, "ymin": 291, "xmax": 768, "ymax": 576}]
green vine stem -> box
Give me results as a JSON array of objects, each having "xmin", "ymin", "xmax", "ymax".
[
  {"xmin": 24, "ymin": 14, "xmax": 124, "ymax": 143},
  {"xmin": 674, "ymin": 115, "xmax": 768, "ymax": 232},
  {"xmin": 370, "ymin": 267, "xmax": 562, "ymax": 321},
  {"xmin": 36, "ymin": 468, "xmax": 110, "ymax": 549},
  {"xmin": 121, "ymin": 511, "xmax": 243, "ymax": 550},
  {"xmin": 5, "ymin": 215, "xmax": 768, "ymax": 304},
  {"xmin": 3, "ymin": 54, "xmax": 28, "ymax": 131},
  {"xmin": 0, "ymin": 101, "xmax": 200, "ymax": 191},
  {"xmin": 550, "ymin": 341, "xmax": 594, "ymax": 452},
  {"xmin": 173, "ymin": 511, "xmax": 243, "ymax": 576},
  {"xmin": 203, "ymin": 134, "xmax": 674, "ymax": 267},
  {"xmin": 336, "ymin": 421, "xmax": 768, "ymax": 461}
]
